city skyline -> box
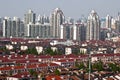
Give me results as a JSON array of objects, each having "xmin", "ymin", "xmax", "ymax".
[{"xmin": 0, "ymin": 0, "xmax": 120, "ymax": 20}]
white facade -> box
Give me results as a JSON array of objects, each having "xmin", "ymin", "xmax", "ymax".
[
  {"xmin": 65, "ymin": 47, "xmax": 72, "ymax": 55},
  {"xmin": 73, "ymin": 24, "xmax": 77, "ymax": 40},
  {"xmin": 51, "ymin": 47, "xmax": 57, "ymax": 51},
  {"xmin": 80, "ymin": 48, "xmax": 87, "ymax": 54},
  {"xmin": 50, "ymin": 8, "xmax": 65, "ymax": 38},
  {"xmin": 25, "ymin": 23, "xmax": 50, "ymax": 38},
  {"xmin": 106, "ymin": 15, "xmax": 112, "ymax": 28},
  {"xmin": 24, "ymin": 9, "xmax": 36, "ymax": 24},
  {"xmin": 7, "ymin": 77, "xmax": 19, "ymax": 80},
  {"xmin": 60, "ymin": 23, "xmax": 73, "ymax": 40},
  {"xmin": 21, "ymin": 46, "xmax": 28, "ymax": 51},
  {"xmin": 3, "ymin": 17, "xmax": 24, "ymax": 38},
  {"xmin": 86, "ymin": 10, "xmax": 100, "ymax": 40},
  {"xmin": 6, "ymin": 45, "xmax": 13, "ymax": 50},
  {"xmin": 36, "ymin": 46, "xmax": 43, "ymax": 54},
  {"xmin": 3, "ymin": 17, "xmax": 12, "ymax": 37},
  {"xmin": 60, "ymin": 25, "xmax": 64, "ymax": 39}
]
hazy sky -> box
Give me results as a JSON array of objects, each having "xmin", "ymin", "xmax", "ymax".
[{"xmin": 0, "ymin": 0, "xmax": 120, "ymax": 19}]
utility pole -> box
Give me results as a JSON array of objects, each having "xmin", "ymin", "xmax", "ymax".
[
  {"xmin": 87, "ymin": 46, "xmax": 91, "ymax": 80},
  {"xmin": 88, "ymin": 52, "xmax": 91, "ymax": 80}
]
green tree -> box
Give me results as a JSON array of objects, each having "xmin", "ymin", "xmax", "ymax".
[
  {"xmin": 75, "ymin": 62, "xmax": 85, "ymax": 69},
  {"xmin": 44, "ymin": 47, "xmax": 54, "ymax": 55},
  {"xmin": 108, "ymin": 63, "xmax": 120, "ymax": 73},
  {"xmin": 54, "ymin": 69, "xmax": 60, "ymax": 75},
  {"xmin": 79, "ymin": 62, "xmax": 85, "ymax": 69},
  {"xmin": 25, "ymin": 48, "xmax": 38, "ymax": 55},
  {"xmin": 92, "ymin": 61, "xmax": 103, "ymax": 71},
  {"xmin": 9, "ymin": 70, "xmax": 13, "ymax": 76},
  {"xmin": 72, "ymin": 48, "xmax": 79, "ymax": 55},
  {"xmin": 0, "ymin": 47, "xmax": 10, "ymax": 54},
  {"xmin": 29, "ymin": 69, "xmax": 38, "ymax": 78}
]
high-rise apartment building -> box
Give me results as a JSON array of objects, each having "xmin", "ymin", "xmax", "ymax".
[
  {"xmin": 24, "ymin": 9, "xmax": 36, "ymax": 37},
  {"xmin": 0, "ymin": 17, "xmax": 3, "ymax": 37},
  {"xmin": 106, "ymin": 15, "xmax": 112, "ymax": 28},
  {"xmin": 2, "ymin": 17, "xmax": 24, "ymax": 38},
  {"xmin": 76, "ymin": 23, "xmax": 86, "ymax": 41},
  {"xmin": 86, "ymin": 10, "xmax": 100, "ymax": 40},
  {"xmin": 12, "ymin": 17, "xmax": 24, "ymax": 37},
  {"xmin": 24, "ymin": 9, "xmax": 36, "ymax": 24},
  {"xmin": 26, "ymin": 22, "xmax": 50, "ymax": 38},
  {"xmin": 60, "ymin": 22, "xmax": 86, "ymax": 41},
  {"xmin": 37, "ymin": 15, "xmax": 49, "ymax": 24},
  {"xmin": 60, "ymin": 22, "xmax": 73, "ymax": 40},
  {"xmin": 100, "ymin": 18, "xmax": 106, "ymax": 28},
  {"xmin": 113, "ymin": 13, "xmax": 120, "ymax": 34},
  {"xmin": 50, "ymin": 8, "xmax": 65, "ymax": 38},
  {"xmin": 3, "ymin": 17, "xmax": 12, "ymax": 37}
]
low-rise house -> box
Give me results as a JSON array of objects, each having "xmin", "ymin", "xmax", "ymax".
[
  {"xmin": 7, "ymin": 72, "xmax": 36, "ymax": 80},
  {"xmin": 0, "ymin": 63, "xmax": 60, "ymax": 75},
  {"xmin": 36, "ymin": 46, "xmax": 43, "ymax": 54},
  {"xmin": 65, "ymin": 47, "xmax": 72, "ymax": 55},
  {"xmin": 52, "ymin": 59, "xmax": 75, "ymax": 67}
]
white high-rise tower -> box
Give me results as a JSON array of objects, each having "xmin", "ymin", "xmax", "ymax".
[
  {"xmin": 86, "ymin": 10, "xmax": 100, "ymax": 40},
  {"xmin": 24, "ymin": 9, "xmax": 36, "ymax": 24},
  {"xmin": 24, "ymin": 9, "xmax": 36, "ymax": 37},
  {"xmin": 106, "ymin": 15, "xmax": 112, "ymax": 28},
  {"xmin": 50, "ymin": 8, "xmax": 65, "ymax": 38}
]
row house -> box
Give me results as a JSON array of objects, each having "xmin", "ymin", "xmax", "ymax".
[
  {"xmin": 0, "ymin": 63, "xmax": 60, "ymax": 75},
  {"xmin": 52, "ymin": 59, "xmax": 75, "ymax": 68},
  {"xmin": 91, "ymin": 54, "xmax": 120, "ymax": 63},
  {"xmin": 7, "ymin": 72, "xmax": 36, "ymax": 80}
]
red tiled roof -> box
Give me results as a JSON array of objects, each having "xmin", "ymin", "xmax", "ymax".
[
  {"xmin": 0, "ymin": 66, "xmax": 12, "ymax": 71},
  {"xmin": 52, "ymin": 55, "xmax": 65, "ymax": 58},
  {"xmin": 14, "ymin": 66, "xmax": 25, "ymax": 70},
  {"xmin": 49, "ymin": 63, "xmax": 60, "ymax": 66},
  {"xmin": 9, "ymin": 72, "xmax": 32, "ymax": 79},
  {"xmin": 56, "ymin": 59, "xmax": 74, "ymax": 62},
  {"xmin": 37, "ymin": 55, "xmax": 51, "ymax": 58},
  {"xmin": 38, "ymin": 63, "xmax": 48, "ymax": 67},
  {"xmin": 46, "ymin": 75, "xmax": 62, "ymax": 80},
  {"xmin": 66, "ymin": 54, "xmax": 78, "ymax": 58},
  {"xmin": 27, "ymin": 65, "xmax": 37, "ymax": 69}
]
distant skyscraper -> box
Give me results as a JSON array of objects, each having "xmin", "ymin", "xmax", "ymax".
[
  {"xmin": 100, "ymin": 28, "xmax": 109, "ymax": 41},
  {"xmin": 76, "ymin": 23, "xmax": 86, "ymax": 41},
  {"xmin": 105, "ymin": 15, "xmax": 112, "ymax": 28},
  {"xmin": 3, "ymin": 17, "xmax": 24, "ymax": 38},
  {"xmin": 100, "ymin": 18, "xmax": 106, "ymax": 28},
  {"xmin": 66, "ymin": 17, "xmax": 74, "ymax": 24},
  {"xmin": 24, "ymin": 9, "xmax": 36, "ymax": 37},
  {"xmin": 3, "ymin": 17, "xmax": 12, "ymax": 37},
  {"xmin": 86, "ymin": 10, "xmax": 100, "ymax": 40},
  {"xmin": 50, "ymin": 8, "xmax": 65, "ymax": 38},
  {"xmin": 73, "ymin": 23, "xmax": 77, "ymax": 40},
  {"xmin": 60, "ymin": 22, "xmax": 73, "ymax": 40},
  {"xmin": 37, "ymin": 15, "xmax": 49, "ymax": 24},
  {"xmin": 0, "ymin": 17, "xmax": 3, "ymax": 37},
  {"xmin": 11, "ymin": 17, "xmax": 22, "ymax": 37},
  {"xmin": 60, "ymin": 22, "xmax": 86, "ymax": 41},
  {"xmin": 24, "ymin": 9, "xmax": 36, "ymax": 24},
  {"xmin": 111, "ymin": 18, "xmax": 116, "ymax": 30},
  {"xmin": 115, "ymin": 18, "xmax": 120, "ymax": 34},
  {"xmin": 26, "ymin": 22, "xmax": 50, "ymax": 38}
]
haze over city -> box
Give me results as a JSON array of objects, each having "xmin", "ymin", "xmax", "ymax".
[
  {"xmin": 1, "ymin": 0, "xmax": 120, "ymax": 80},
  {"xmin": 0, "ymin": 0, "xmax": 120, "ymax": 19}
]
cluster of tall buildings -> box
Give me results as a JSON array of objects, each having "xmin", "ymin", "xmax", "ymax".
[{"xmin": 1, "ymin": 8, "xmax": 120, "ymax": 41}]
